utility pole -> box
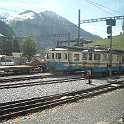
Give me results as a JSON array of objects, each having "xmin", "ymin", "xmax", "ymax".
[
  {"xmin": 78, "ymin": 9, "xmax": 80, "ymax": 47},
  {"xmin": 106, "ymin": 19, "xmax": 116, "ymax": 77},
  {"xmin": 122, "ymin": 18, "xmax": 124, "ymax": 34},
  {"xmin": 109, "ymin": 26, "xmax": 112, "ymax": 77}
]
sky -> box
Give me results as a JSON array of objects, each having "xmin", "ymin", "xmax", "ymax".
[{"xmin": 0, "ymin": 0, "xmax": 124, "ymax": 38}]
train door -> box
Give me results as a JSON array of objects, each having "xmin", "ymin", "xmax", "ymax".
[{"xmin": 46, "ymin": 52, "xmax": 55, "ymax": 70}]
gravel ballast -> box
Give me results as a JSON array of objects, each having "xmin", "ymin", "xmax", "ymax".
[
  {"xmin": 0, "ymin": 77, "xmax": 109, "ymax": 103},
  {"xmin": 1, "ymin": 87, "xmax": 124, "ymax": 124}
]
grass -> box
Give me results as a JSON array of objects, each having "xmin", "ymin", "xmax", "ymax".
[{"xmin": 84, "ymin": 34, "xmax": 124, "ymax": 51}]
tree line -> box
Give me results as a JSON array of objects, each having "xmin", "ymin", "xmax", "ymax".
[
  {"xmin": 0, "ymin": 20, "xmax": 37, "ymax": 61},
  {"xmin": 0, "ymin": 36, "xmax": 37, "ymax": 60}
]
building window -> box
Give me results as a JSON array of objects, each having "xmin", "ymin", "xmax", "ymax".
[
  {"xmin": 82, "ymin": 53, "xmax": 87, "ymax": 60},
  {"xmin": 89, "ymin": 53, "xmax": 92, "ymax": 60},
  {"xmin": 47, "ymin": 53, "xmax": 51, "ymax": 59},
  {"xmin": 74, "ymin": 54, "xmax": 79, "ymax": 61},
  {"xmin": 94, "ymin": 54, "xmax": 100, "ymax": 60},
  {"xmin": 56, "ymin": 53, "xmax": 61, "ymax": 59},
  {"xmin": 52, "ymin": 53, "xmax": 54, "ymax": 59},
  {"xmin": 64, "ymin": 53, "xmax": 67, "ymax": 59}
]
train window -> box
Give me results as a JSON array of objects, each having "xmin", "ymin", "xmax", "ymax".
[
  {"xmin": 108, "ymin": 54, "xmax": 114, "ymax": 61},
  {"xmin": 64, "ymin": 53, "xmax": 67, "ymax": 59},
  {"xmin": 103, "ymin": 54, "xmax": 107, "ymax": 61},
  {"xmin": 89, "ymin": 53, "xmax": 92, "ymax": 60},
  {"xmin": 47, "ymin": 53, "xmax": 51, "ymax": 59},
  {"xmin": 68, "ymin": 53, "xmax": 70, "ymax": 60},
  {"xmin": 117, "ymin": 55, "xmax": 119, "ymax": 61},
  {"xmin": 94, "ymin": 54, "xmax": 100, "ymax": 60},
  {"xmin": 82, "ymin": 53, "xmax": 87, "ymax": 60},
  {"xmin": 52, "ymin": 53, "xmax": 54, "ymax": 59},
  {"xmin": 122, "ymin": 56, "xmax": 124, "ymax": 62},
  {"xmin": 56, "ymin": 53, "xmax": 61, "ymax": 59},
  {"xmin": 74, "ymin": 54, "xmax": 79, "ymax": 61}
]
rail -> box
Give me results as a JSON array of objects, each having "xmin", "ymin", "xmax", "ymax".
[
  {"xmin": 0, "ymin": 77, "xmax": 84, "ymax": 89},
  {"xmin": 0, "ymin": 80, "xmax": 124, "ymax": 122}
]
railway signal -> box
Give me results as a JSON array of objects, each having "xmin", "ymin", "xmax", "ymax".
[
  {"xmin": 106, "ymin": 18, "xmax": 116, "ymax": 77},
  {"xmin": 106, "ymin": 18, "xmax": 116, "ymax": 26},
  {"xmin": 107, "ymin": 25, "xmax": 112, "ymax": 34}
]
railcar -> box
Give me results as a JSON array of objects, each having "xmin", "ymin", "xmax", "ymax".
[{"xmin": 46, "ymin": 46, "xmax": 124, "ymax": 76}]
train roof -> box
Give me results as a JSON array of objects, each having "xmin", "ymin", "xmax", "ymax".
[
  {"xmin": 82, "ymin": 48, "xmax": 124, "ymax": 55},
  {"xmin": 48, "ymin": 46, "xmax": 124, "ymax": 55},
  {"xmin": 56, "ymin": 46, "xmax": 85, "ymax": 51},
  {"xmin": 48, "ymin": 46, "xmax": 85, "ymax": 52},
  {"xmin": 49, "ymin": 48, "xmax": 68, "ymax": 51}
]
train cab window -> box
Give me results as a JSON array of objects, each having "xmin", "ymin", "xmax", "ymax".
[
  {"xmin": 82, "ymin": 53, "xmax": 87, "ymax": 60},
  {"xmin": 94, "ymin": 54, "xmax": 100, "ymax": 60},
  {"xmin": 52, "ymin": 53, "xmax": 54, "ymax": 59},
  {"xmin": 56, "ymin": 53, "xmax": 61, "ymax": 59},
  {"xmin": 47, "ymin": 53, "xmax": 51, "ymax": 59},
  {"xmin": 74, "ymin": 54, "xmax": 79, "ymax": 61},
  {"xmin": 122, "ymin": 56, "xmax": 124, "ymax": 62},
  {"xmin": 89, "ymin": 53, "xmax": 92, "ymax": 60},
  {"xmin": 64, "ymin": 53, "xmax": 67, "ymax": 59}
]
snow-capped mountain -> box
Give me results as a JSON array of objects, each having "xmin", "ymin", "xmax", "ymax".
[
  {"xmin": 0, "ymin": 10, "xmax": 101, "ymax": 48},
  {"xmin": 0, "ymin": 10, "xmax": 36, "ymax": 23}
]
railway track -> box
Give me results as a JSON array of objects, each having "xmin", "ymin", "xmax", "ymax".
[
  {"xmin": 0, "ymin": 73, "xmax": 52, "ymax": 83},
  {"xmin": 0, "ymin": 77, "xmax": 84, "ymax": 89},
  {"xmin": 0, "ymin": 80, "xmax": 124, "ymax": 122}
]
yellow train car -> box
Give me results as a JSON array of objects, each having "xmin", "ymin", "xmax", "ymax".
[{"xmin": 46, "ymin": 46, "xmax": 124, "ymax": 76}]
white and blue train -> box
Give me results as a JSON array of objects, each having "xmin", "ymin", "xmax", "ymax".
[{"xmin": 46, "ymin": 46, "xmax": 124, "ymax": 76}]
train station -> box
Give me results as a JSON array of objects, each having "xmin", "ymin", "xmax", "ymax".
[{"xmin": 0, "ymin": 1, "xmax": 124, "ymax": 124}]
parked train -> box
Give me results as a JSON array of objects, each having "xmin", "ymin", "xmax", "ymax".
[{"xmin": 46, "ymin": 46, "xmax": 124, "ymax": 77}]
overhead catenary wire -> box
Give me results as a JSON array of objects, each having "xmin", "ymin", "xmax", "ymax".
[
  {"xmin": 84, "ymin": 0, "xmax": 121, "ymax": 14},
  {"xmin": 0, "ymin": 0, "xmax": 123, "ymax": 38},
  {"xmin": 83, "ymin": 0, "xmax": 114, "ymax": 16},
  {"xmin": 0, "ymin": 0, "xmax": 78, "ymax": 25}
]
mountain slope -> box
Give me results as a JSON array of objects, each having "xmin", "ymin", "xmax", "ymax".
[
  {"xmin": 0, "ymin": 10, "xmax": 102, "ymax": 48},
  {"xmin": 0, "ymin": 20, "xmax": 15, "ymax": 36},
  {"xmin": 84, "ymin": 34, "xmax": 124, "ymax": 50}
]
